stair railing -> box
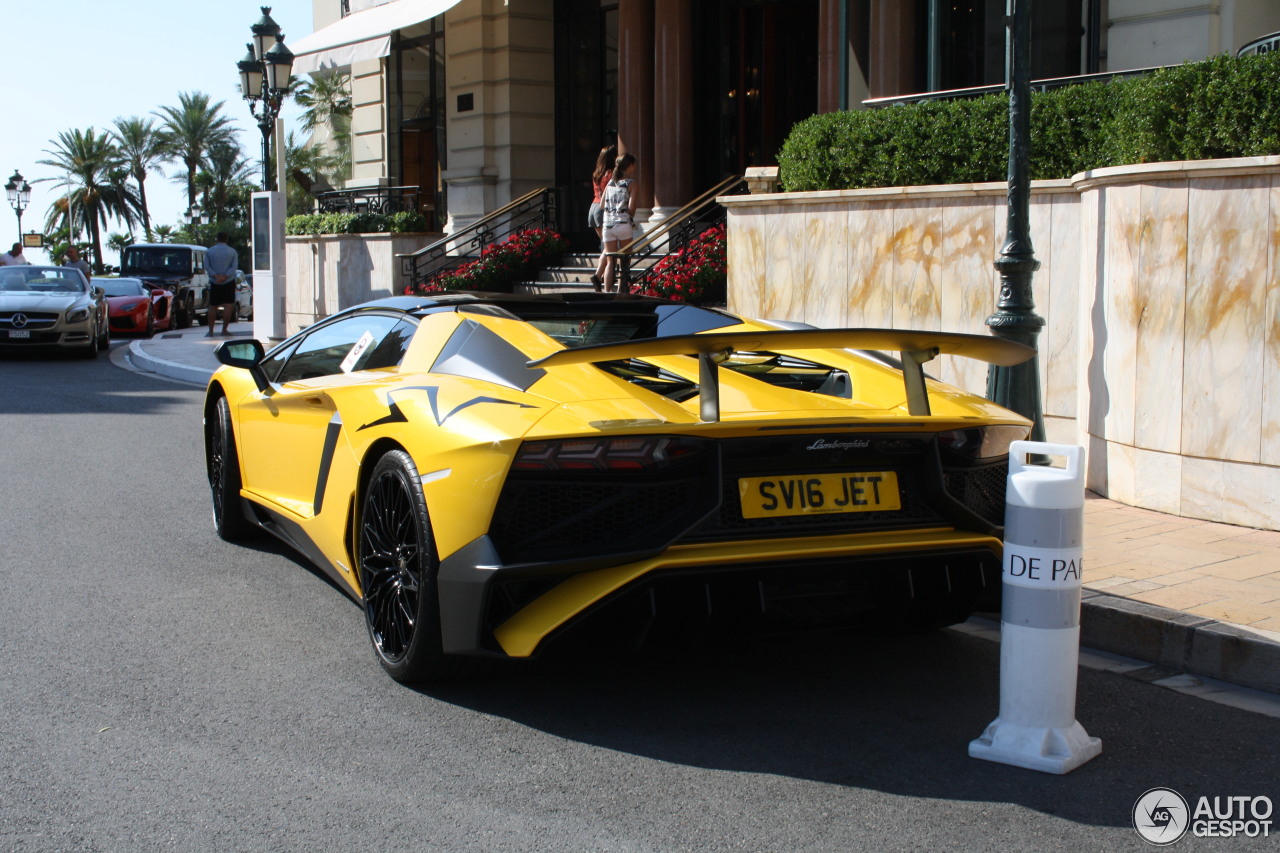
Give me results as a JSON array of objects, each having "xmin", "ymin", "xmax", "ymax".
[
  {"xmin": 612, "ymin": 175, "xmax": 747, "ymax": 294},
  {"xmin": 399, "ymin": 187, "xmax": 559, "ymax": 291}
]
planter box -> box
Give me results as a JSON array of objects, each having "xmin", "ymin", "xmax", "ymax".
[
  {"xmin": 722, "ymin": 157, "xmax": 1280, "ymax": 529},
  {"xmin": 284, "ymin": 231, "xmax": 442, "ymax": 336}
]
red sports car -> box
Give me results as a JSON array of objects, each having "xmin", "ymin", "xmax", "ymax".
[{"xmin": 97, "ymin": 277, "xmax": 175, "ymax": 337}]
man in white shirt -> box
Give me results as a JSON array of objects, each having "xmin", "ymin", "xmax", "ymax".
[{"xmin": 0, "ymin": 242, "xmax": 28, "ymax": 265}]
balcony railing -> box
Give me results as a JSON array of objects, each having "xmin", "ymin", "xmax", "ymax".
[
  {"xmin": 862, "ymin": 66, "xmax": 1165, "ymax": 107},
  {"xmin": 399, "ymin": 187, "xmax": 559, "ymax": 290},
  {"xmin": 315, "ymin": 185, "xmax": 421, "ymax": 215}
]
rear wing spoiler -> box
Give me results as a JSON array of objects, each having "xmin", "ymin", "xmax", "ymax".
[{"xmin": 526, "ymin": 328, "xmax": 1034, "ymax": 422}]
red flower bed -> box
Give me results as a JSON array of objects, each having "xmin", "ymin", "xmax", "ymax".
[
  {"xmin": 636, "ymin": 224, "xmax": 726, "ymax": 305},
  {"xmin": 406, "ymin": 228, "xmax": 568, "ymax": 295}
]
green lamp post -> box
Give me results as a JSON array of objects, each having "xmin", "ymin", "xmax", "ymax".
[{"xmin": 986, "ymin": 0, "xmax": 1046, "ymax": 442}]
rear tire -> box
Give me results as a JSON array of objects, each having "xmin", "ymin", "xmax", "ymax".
[
  {"xmin": 359, "ymin": 450, "xmax": 488, "ymax": 684},
  {"xmin": 207, "ymin": 396, "xmax": 254, "ymax": 541}
]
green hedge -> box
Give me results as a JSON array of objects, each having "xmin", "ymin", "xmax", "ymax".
[
  {"xmin": 778, "ymin": 51, "xmax": 1280, "ymax": 192},
  {"xmin": 285, "ymin": 210, "xmax": 428, "ymax": 236}
]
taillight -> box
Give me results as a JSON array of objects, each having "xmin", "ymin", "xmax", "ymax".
[
  {"xmin": 512, "ymin": 436, "xmax": 708, "ymax": 472},
  {"xmin": 937, "ymin": 425, "xmax": 1028, "ymax": 459}
]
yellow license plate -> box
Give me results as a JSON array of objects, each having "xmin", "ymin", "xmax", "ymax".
[{"xmin": 738, "ymin": 471, "xmax": 901, "ymax": 519}]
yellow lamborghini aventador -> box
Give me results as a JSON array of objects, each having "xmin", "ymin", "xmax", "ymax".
[{"xmin": 204, "ymin": 292, "xmax": 1033, "ymax": 683}]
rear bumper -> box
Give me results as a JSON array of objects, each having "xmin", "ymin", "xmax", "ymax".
[{"xmin": 437, "ymin": 529, "xmax": 1003, "ymax": 657}]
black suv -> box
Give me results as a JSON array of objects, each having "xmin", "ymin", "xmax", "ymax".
[{"xmin": 119, "ymin": 243, "xmax": 210, "ymax": 328}]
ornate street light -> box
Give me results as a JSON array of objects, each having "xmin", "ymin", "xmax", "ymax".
[
  {"xmin": 239, "ymin": 7, "xmax": 295, "ymax": 191},
  {"xmin": 5, "ymin": 170, "xmax": 31, "ymax": 243},
  {"xmin": 985, "ymin": 0, "xmax": 1045, "ymax": 442},
  {"xmin": 182, "ymin": 204, "xmax": 206, "ymax": 240}
]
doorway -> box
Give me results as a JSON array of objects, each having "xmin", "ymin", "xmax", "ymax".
[
  {"xmin": 400, "ymin": 127, "xmax": 438, "ymax": 231},
  {"xmin": 393, "ymin": 23, "xmax": 446, "ymax": 231},
  {"xmin": 555, "ymin": 0, "xmax": 619, "ymax": 253},
  {"xmin": 693, "ymin": 0, "xmax": 819, "ymax": 191}
]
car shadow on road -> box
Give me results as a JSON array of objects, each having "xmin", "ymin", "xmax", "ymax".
[
  {"xmin": 0, "ymin": 345, "xmax": 199, "ymax": 415},
  {"xmin": 419, "ymin": 626, "xmax": 1276, "ymax": 831}
]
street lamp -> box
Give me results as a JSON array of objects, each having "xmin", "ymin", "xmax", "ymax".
[
  {"xmin": 5, "ymin": 170, "xmax": 31, "ymax": 243},
  {"xmin": 183, "ymin": 204, "xmax": 206, "ymax": 241},
  {"xmin": 238, "ymin": 6, "xmax": 295, "ymax": 191},
  {"xmin": 985, "ymin": 0, "xmax": 1046, "ymax": 442}
]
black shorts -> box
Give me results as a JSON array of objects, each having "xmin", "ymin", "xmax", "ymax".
[{"xmin": 209, "ymin": 282, "xmax": 235, "ymax": 305}]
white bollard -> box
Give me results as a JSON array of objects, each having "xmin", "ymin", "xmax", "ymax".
[{"xmin": 968, "ymin": 441, "xmax": 1102, "ymax": 774}]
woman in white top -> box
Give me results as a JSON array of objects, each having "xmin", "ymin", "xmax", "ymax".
[{"xmin": 597, "ymin": 153, "xmax": 637, "ymax": 293}]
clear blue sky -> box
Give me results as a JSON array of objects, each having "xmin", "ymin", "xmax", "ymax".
[{"xmin": 1, "ymin": 1, "xmax": 317, "ymax": 263}]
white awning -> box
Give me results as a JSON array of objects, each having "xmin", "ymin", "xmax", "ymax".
[{"xmin": 290, "ymin": 0, "xmax": 460, "ymax": 75}]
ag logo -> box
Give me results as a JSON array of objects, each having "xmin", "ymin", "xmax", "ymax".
[{"xmin": 1134, "ymin": 787, "xmax": 1190, "ymax": 845}]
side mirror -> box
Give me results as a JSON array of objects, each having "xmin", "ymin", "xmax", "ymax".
[
  {"xmin": 214, "ymin": 338, "xmax": 270, "ymax": 393},
  {"xmin": 92, "ymin": 286, "xmax": 105, "ymax": 299}
]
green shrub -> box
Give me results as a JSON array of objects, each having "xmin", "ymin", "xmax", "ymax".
[
  {"xmin": 285, "ymin": 210, "xmax": 428, "ymax": 235},
  {"xmin": 778, "ymin": 51, "xmax": 1280, "ymax": 191},
  {"xmin": 1030, "ymin": 81, "xmax": 1117, "ymax": 178}
]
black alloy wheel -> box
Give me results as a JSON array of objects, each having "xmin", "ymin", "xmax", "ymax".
[
  {"xmin": 359, "ymin": 450, "xmax": 480, "ymax": 683},
  {"xmin": 174, "ymin": 297, "xmax": 191, "ymax": 329},
  {"xmin": 207, "ymin": 396, "xmax": 253, "ymax": 541},
  {"xmin": 98, "ymin": 313, "xmax": 110, "ymax": 350},
  {"xmin": 144, "ymin": 308, "xmax": 155, "ymax": 338}
]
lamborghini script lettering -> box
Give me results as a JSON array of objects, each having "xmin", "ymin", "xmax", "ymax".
[{"xmin": 806, "ymin": 438, "xmax": 870, "ymax": 451}]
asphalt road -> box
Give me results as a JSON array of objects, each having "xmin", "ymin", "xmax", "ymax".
[{"xmin": 1, "ymin": 344, "xmax": 1277, "ymax": 852}]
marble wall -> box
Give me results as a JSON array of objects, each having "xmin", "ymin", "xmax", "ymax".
[
  {"xmin": 722, "ymin": 156, "xmax": 1280, "ymax": 530},
  {"xmin": 283, "ymin": 232, "xmax": 438, "ymax": 336}
]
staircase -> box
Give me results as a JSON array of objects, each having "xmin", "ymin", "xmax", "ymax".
[
  {"xmin": 400, "ymin": 177, "xmax": 744, "ymax": 297},
  {"xmin": 519, "ymin": 253, "xmax": 660, "ymax": 294}
]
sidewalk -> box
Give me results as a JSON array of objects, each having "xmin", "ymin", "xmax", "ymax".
[{"xmin": 123, "ymin": 323, "xmax": 1280, "ymax": 695}]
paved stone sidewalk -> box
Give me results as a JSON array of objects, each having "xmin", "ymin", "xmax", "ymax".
[{"xmin": 1084, "ymin": 495, "xmax": 1280, "ymax": 641}]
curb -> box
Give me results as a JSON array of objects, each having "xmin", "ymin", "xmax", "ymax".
[
  {"xmin": 127, "ymin": 339, "xmax": 213, "ymax": 385},
  {"xmin": 1081, "ymin": 590, "xmax": 1280, "ymax": 695}
]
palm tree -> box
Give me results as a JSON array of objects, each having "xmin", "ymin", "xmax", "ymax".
[
  {"xmin": 153, "ymin": 224, "xmax": 174, "ymax": 243},
  {"xmin": 37, "ymin": 128, "xmax": 140, "ymax": 273},
  {"xmin": 294, "ymin": 71, "xmax": 352, "ymax": 182},
  {"xmin": 295, "ymin": 71, "xmax": 352, "ymax": 134},
  {"xmin": 196, "ymin": 142, "xmax": 256, "ymax": 226},
  {"xmin": 155, "ymin": 91, "xmax": 237, "ymax": 211},
  {"xmin": 281, "ymin": 131, "xmax": 343, "ymax": 216},
  {"xmin": 107, "ymin": 231, "xmax": 134, "ymax": 266},
  {"xmin": 111, "ymin": 116, "xmax": 167, "ymax": 242}
]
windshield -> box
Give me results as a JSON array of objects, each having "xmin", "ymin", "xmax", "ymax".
[
  {"xmin": 0, "ymin": 267, "xmax": 87, "ymax": 293},
  {"xmin": 121, "ymin": 246, "xmax": 192, "ymax": 275},
  {"xmin": 98, "ymin": 279, "xmax": 148, "ymax": 297}
]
